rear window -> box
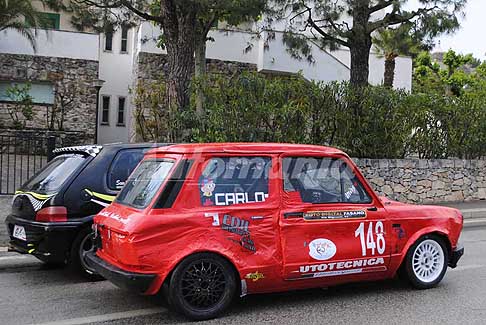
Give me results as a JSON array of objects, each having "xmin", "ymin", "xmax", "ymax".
[
  {"xmin": 107, "ymin": 148, "xmax": 147, "ymax": 190},
  {"xmin": 21, "ymin": 154, "xmax": 87, "ymax": 195},
  {"xmin": 115, "ymin": 159, "xmax": 174, "ymax": 209}
]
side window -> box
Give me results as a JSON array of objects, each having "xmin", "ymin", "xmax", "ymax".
[
  {"xmin": 283, "ymin": 157, "xmax": 371, "ymax": 204},
  {"xmin": 199, "ymin": 156, "xmax": 271, "ymax": 206},
  {"xmin": 107, "ymin": 149, "xmax": 147, "ymax": 190},
  {"xmin": 101, "ymin": 95, "xmax": 110, "ymax": 125}
]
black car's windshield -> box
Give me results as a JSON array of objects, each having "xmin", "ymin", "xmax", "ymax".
[
  {"xmin": 116, "ymin": 159, "xmax": 175, "ymax": 209},
  {"xmin": 22, "ymin": 154, "xmax": 87, "ymax": 194}
]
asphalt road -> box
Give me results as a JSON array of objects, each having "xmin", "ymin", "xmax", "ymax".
[{"xmin": 0, "ymin": 227, "xmax": 484, "ymax": 325}]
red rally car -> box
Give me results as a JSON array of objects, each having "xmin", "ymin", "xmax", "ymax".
[{"xmin": 85, "ymin": 143, "xmax": 464, "ymax": 320}]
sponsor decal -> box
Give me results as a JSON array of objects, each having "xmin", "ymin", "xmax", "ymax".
[
  {"xmin": 245, "ymin": 271, "xmax": 265, "ymax": 282},
  {"xmin": 308, "ymin": 238, "xmax": 337, "ymax": 261},
  {"xmin": 205, "ymin": 213, "xmax": 256, "ymax": 252},
  {"xmin": 303, "ymin": 210, "xmax": 366, "ymax": 221},
  {"xmin": 214, "ymin": 191, "xmax": 268, "ymax": 206},
  {"xmin": 291, "ymin": 257, "xmax": 386, "ymax": 280},
  {"xmin": 98, "ymin": 210, "xmax": 128, "ymax": 224}
]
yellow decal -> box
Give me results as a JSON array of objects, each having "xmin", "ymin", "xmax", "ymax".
[
  {"xmin": 245, "ymin": 271, "xmax": 265, "ymax": 282},
  {"xmin": 84, "ymin": 189, "xmax": 116, "ymax": 202},
  {"xmin": 14, "ymin": 190, "xmax": 55, "ymax": 201},
  {"xmin": 27, "ymin": 249, "xmax": 35, "ymax": 254}
]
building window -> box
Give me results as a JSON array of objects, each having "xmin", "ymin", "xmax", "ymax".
[
  {"xmin": 117, "ymin": 97, "xmax": 125, "ymax": 126},
  {"xmin": 121, "ymin": 26, "xmax": 129, "ymax": 53},
  {"xmin": 101, "ymin": 96, "xmax": 110, "ymax": 125},
  {"xmin": 27, "ymin": 12, "xmax": 60, "ymax": 30},
  {"xmin": 0, "ymin": 81, "xmax": 54, "ymax": 104},
  {"xmin": 104, "ymin": 32, "xmax": 113, "ymax": 51}
]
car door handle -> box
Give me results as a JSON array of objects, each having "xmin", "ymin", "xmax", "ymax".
[
  {"xmin": 367, "ymin": 207, "xmax": 378, "ymax": 211},
  {"xmin": 284, "ymin": 212, "xmax": 304, "ymax": 219}
]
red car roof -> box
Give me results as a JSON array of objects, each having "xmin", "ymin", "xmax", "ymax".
[{"xmin": 149, "ymin": 143, "xmax": 346, "ymax": 155}]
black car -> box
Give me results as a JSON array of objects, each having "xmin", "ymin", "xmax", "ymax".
[{"xmin": 5, "ymin": 143, "xmax": 160, "ymax": 278}]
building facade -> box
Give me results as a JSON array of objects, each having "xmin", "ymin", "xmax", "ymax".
[{"xmin": 0, "ymin": 4, "xmax": 412, "ymax": 144}]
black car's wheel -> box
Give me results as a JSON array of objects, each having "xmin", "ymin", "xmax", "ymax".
[
  {"xmin": 168, "ymin": 253, "xmax": 237, "ymax": 320},
  {"xmin": 70, "ymin": 227, "xmax": 103, "ymax": 281},
  {"xmin": 402, "ymin": 235, "xmax": 448, "ymax": 289}
]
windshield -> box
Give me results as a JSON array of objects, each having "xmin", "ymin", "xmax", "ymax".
[
  {"xmin": 22, "ymin": 154, "xmax": 87, "ymax": 195},
  {"xmin": 115, "ymin": 159, "xmax": 175, "ymax": 209}
]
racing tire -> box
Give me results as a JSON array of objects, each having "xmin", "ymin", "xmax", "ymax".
[
  {"xmin": 168, "ymin": 253, "xmax": 237, "ymax": 320},
  {"xmin": 402, "ymin": 235, "xmax": 448, "ymax": 289},
  {"xmin": 69, "ymin": 227, "xmax": 104, "ymax": 281}
]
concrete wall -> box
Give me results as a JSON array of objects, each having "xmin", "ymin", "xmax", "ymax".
[
  {"xmin": 136, "ymin": 23, "xmax": 412, "ymax": 90},
  {"xmin": 97, "ymin": 27, "xmax": 134, "ymax": 144},
  {"xmin": 0, "ymin": 29, "xmax": 98, "ymax": 61},
  {"xmin": 355, "ymin": 158, "xmax": 486, "ymax": 203}
]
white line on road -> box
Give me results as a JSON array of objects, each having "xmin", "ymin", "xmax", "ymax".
[
  {"xmin": 0, "ymin": 246, "xmax": 8, "ymax": 252},
  {"xmin": 0, "ymin": 255, "xmax": 32, "ymax": 261},
  {"xmin": 451, "ymin": 264, "xmax": 486, "ymax": 271},
  {"xmin": 32, "ymin": 307, "xmax": 167, "ymax": 325}
]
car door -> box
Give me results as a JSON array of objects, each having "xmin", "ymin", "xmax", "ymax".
[{"xmin": 279, "ymin": 154, "xmax": 391, "ymax": 283}]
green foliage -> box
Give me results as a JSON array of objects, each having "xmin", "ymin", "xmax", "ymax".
[
  {"xmin": 413, "ymin": 50, "xmax": 484, "ymax": 97},
  {"xmin": 4, "ymin": 83, "xmax": 34, "ymax": 129},
  {"xmin": 134, "ymin": 72, "xmax": 486, "ymax": 159}
]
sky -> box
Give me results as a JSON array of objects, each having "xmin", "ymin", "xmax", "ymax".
[{"xmin": 406, "ymin": 0, "xmax": 486, "ymax": 60}]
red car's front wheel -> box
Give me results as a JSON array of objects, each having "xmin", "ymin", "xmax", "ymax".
[{"xmin": 403, "ymin": 235, "xmax": 449, "ymax": 289}]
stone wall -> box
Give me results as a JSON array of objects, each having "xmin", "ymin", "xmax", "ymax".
[
  {"xmin": 355, "ymin": 158, "xmax": 486, "ymax": 203},
  {"xmin": 0, "ymin": 54, "xmax": 99, "ymax": 141},
  {"xmin": 133, "ymin": 52, "xmax": 258, "ymax": 85}
]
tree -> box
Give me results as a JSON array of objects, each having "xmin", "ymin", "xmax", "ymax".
[
  {"xmin": 373, "ymin": 24, "xmax": 420, "ymax": 87},
  {"xmin": 275, "ymin": 0, "xmax": 466, "ymax": 87},
  {"xmin": 0, "ymin": 0, "xmax": 46, "ymax": 51},
  {"xmin": 4, "ymin": 83, "xmax": 34, "ymax": 129},
  {"xmin": 72, "ymin": 0, "xmax": 266, "ymax": 119}
]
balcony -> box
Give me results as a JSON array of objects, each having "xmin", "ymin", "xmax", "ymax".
[{"xmin": 0, "ymin": 28, "xmax": 99, "ymax": 61}]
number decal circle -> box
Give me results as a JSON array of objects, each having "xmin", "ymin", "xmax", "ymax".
[{"xmin": 309, "ymin": 238, "xmax": 337, "ymax": 261}]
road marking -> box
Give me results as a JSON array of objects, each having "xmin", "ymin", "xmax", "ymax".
[
  {"xmin": 33, "ymin": 307, "xmax": 167, "ymax": 325},
  {"xmin": 0, "ymin": 247, "xmax": 8, "ymax": 252},
  {"xmin": 451, "ymin": 264, "xmax": 485, "ymax": 271},
  {"xmin": 0, "ymin": 255, "xmax": 32, "ymax": 261}
]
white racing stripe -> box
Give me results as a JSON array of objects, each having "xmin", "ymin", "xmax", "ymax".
[{"xmin": 33, "ymin": 307, "xmax": 166, "ymax": 325}]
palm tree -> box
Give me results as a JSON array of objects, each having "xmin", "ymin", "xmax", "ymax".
[
  {"xmin": 0, "ymin": 0, "xmax": 45, "ymax": 51},
  {"xmin": 373, "ymin": 25, "xmax": 420, "ymax": 88}
]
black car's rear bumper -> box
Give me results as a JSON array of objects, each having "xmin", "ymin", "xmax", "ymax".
[
  {"xmin": 84, "ymin": 251, "xmax": 156, "ymax": 294},
  {"xmin": 5, "ymin": 215, "xmax": 85, "ymax": 263},
  {"xmin": 448, "ymin": 244, "xmax": 464, "ymax": 268}
]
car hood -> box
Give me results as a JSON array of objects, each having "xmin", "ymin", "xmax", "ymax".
[{"xmin": 378, "ymin": 196, "xmax": 462, "ymax": 221}]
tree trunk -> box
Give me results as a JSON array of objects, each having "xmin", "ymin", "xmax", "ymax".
[
  {"xmin": 194, "ymin": 37, "xmax": 207, "ymax": 117},
  {"xmin": 349, "ymin": 36, "xmax": 372, "ymax": 87},
  {"xmin": 165, "ymin": 40, "xmax": 195, "ymax": 112},
  {"xmin": 383, "ymin": 55, "xmax": 396, "ymax": 88}
]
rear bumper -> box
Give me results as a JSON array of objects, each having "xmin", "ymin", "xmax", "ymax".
[
  {"xmin": 448, "ymin": 244, "xmax": 464, "ymax": 268},
  {"xmin": 84, "ymin": 251, "xmax": 156, "ymax": 294},
  {"xmin": 5, "ymin": 215, "xmax": 83, "ymax": 263}
]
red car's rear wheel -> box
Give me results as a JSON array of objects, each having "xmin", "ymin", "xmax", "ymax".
[{"xmin": 168, "ymin": 253, "xmax": 237, "ymax": 320}]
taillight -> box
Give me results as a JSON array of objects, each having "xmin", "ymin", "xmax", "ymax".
[{"xmin": 35, "ymin": 206, "xmax": 68, "ymax": 222}]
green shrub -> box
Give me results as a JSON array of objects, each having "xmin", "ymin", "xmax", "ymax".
[{"xmin": 133, "ymin": 72, "xmax": 486, "ymax": 159}]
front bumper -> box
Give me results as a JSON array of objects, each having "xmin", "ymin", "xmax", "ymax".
[
  {"xmin": 84, "ymin": 251, "xmax": 156, "ymax": 294},
  {"xmin": 5, "ymin": 215, "xmax": 82, "ymax": 263},
  {"xmin": 448, "ymin": 244, "xmax": 464, "ymax": 268}
]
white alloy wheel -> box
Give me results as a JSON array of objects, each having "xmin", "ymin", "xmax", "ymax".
[{"xmin": 412, "ymin": 239, "xmax": 445, "ymax": 283}]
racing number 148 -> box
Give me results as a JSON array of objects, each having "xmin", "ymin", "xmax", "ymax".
[{"xmin": 355, "ymin": 221, "xmax": 385, "ymax": 256}]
